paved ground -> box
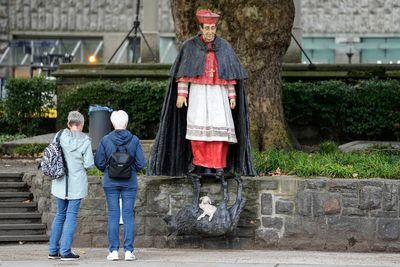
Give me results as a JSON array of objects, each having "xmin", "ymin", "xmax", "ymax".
[
  {"xmin": 0, "ymin": 158, "xmax": 38, "ymax": 173},
  {"xmin": 0, "ymin": 244, "xmax": 400, "ymax": 267}
]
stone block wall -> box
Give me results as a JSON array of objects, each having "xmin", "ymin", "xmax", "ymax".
[
  {"xmin": 301, "ymin": 0, "xmax": 400, "ymax": 34},
  {"xmin": 24, "ymin": 172, "xmax": 400, "ymax": 251},
  {"xmin": 6, "ymin": 0, "xmax": 174, "ymax": 34}
]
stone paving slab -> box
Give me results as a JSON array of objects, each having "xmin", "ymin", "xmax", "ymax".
[{"xmin": 0, "ymin": 245, "xmax": 399, "ymax": 267}]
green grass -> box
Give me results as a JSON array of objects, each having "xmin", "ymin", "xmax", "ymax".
[{"xmin": 253, "ymin": 148, "xmax": 400, "ymax": 179}]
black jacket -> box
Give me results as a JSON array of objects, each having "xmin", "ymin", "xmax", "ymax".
[{"xmin": 149, "ymin": 35, "xmax": 256, "ymax": 176}]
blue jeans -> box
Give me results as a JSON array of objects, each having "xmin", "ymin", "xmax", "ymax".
[
  {"xmin": 49, "ymin": 198, "xmax": 81, "ymax": 256},
  {"xmin": 104, "ymin": 187, "xmax": 137, "ymax": 253}
]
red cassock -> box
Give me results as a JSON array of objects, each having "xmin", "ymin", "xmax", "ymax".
[{"xmin": 177, "ymin": 36, "xmax": 236, "ymax": 169}]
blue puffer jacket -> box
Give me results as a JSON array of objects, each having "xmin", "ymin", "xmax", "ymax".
[{"xmin": 94, "ymin": 129, "xmax": 146, "ymax": 189}]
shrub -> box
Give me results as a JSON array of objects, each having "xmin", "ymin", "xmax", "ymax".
[
  {"xmin": 58, "ymin": 80, "xmax": 118, "ymax": 130},
  {"xmin": 59, "ymin": 80, "xmax": 166, "ymax": 138},
  {"xmin": 283, "ymin": 79, "xmax": 400, "ymax": 141},
  {"xmin": 2, "ymin": 77, "xmax": 56, "ymax": 136},
  {"xmin": 12, "ymin": 143, "xmax": 48, "ymax": 157}
]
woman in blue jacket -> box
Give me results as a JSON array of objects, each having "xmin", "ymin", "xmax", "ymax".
[{"xmin": 94, "ymin": 110, "xmax": 146, "ymax": 261}]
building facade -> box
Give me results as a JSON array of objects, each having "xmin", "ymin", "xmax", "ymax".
[
  {"xmin": 0, "ymin": 0, "xmax": 176, "ymax": 78},
  {"xmin": 0, "ymin": 0, "xmax": 399, "ymax": 79},
  {"xmin": 301, "ymin": 0, "xmax": 400, "ymax": 64}
]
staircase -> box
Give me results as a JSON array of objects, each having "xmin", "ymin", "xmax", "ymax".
[{"xmin": 0, "ymin": 172, "xmax": 48, "ymax": 242}]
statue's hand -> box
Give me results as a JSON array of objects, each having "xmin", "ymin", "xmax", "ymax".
[
  {"xmin": 230, "ymin": 98, "xmax": 236, "ymax": 109},
  {"xmin": 176, "ymin": 96, "xmax": 187, "ymax": 108}
]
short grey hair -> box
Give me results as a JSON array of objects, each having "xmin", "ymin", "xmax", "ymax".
[
  {"xmin": 67, "ymin": 111, "xmax": 84, "ymax": 126},
  {"xmin": 110, "ymin": 110, "xmax": 129, "ymax": 129}
]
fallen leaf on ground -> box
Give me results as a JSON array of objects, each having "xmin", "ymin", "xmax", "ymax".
[{"xmin": 268, "ymin": 167, "xmax": 283, "ymax": 176}]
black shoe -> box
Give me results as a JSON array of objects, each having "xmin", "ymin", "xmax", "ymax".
[
  {"xmin": 48, "ymin": 252, "xmax": 61, "ymax": 259},
  {"xmin": 60, "ymin": 252, "xmax": 80, "ymax": 261}
]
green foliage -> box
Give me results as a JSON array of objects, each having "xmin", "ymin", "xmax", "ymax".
[
  {"xmin": 59, "ymin": 80, "xmax": 167, "ymax": 138},
  {"xmin": 13, "ymin": 143, "xmax": 48, "ymax": 157},
  {"xmin": 87, "ymin": 167, "xmax": 103, "ymax": 176},
  {"xmin": 253, "ymin": 148, "xmax": 400, "ymax": 179},
  {"xmin": 283, "ymin": 79, "xmax": 400, "ymax": 141},
  {"xmin": 0, "ymin": 134, "xmax": 27, "ymax": 144},
  {"xmin": 318, "ymin": 141, "xmax": 339, "ymax": 154},
  {"xmin": 2, "ymin": 77, "xmax": 56, "ymax": 135}
]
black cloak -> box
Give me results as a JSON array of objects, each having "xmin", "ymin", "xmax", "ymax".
[{"xmin": 148, "ymin": 35, "xmax": 256, "ymax": 176}]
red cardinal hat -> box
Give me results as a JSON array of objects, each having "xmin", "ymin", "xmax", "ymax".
[{"xmin": 196, "ymin": 9, "xmax": 220, "ymax": 24}]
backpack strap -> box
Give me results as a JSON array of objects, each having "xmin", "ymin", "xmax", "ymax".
[
  {"xmin": 57, "ymin": 129, "xmax": 69, "ymax": 198},
  {"xmin": 55, "ymin": 129, "xmax": 64, "ymax": 144}
]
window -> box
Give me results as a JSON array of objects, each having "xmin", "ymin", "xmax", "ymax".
[
  {"xmin": 0, "ymin": 37, "xmax": 103, "ymax": 77},
  {"xmin": 302, "ymin": 37, "xmax": 335, "ymax": 64},
  {"xmin": 360, "ymin": 38, "xmax": 400, "ymax": 64},
  {"xmin": 160, "ymin": 37, "xmax": 178, "ymax": 64}
]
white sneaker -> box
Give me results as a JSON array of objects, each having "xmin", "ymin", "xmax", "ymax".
[
  {"xmin": 107, "ymin": 250, "xmax": 119, "ymax": 261},
  {"xmin": 125, "ymin": 251, "xmax": 136, "ymax": 261}
]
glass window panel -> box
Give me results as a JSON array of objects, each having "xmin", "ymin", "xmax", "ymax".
[
  {"xmin": 160, "ymin": 37, "xmax": 177, "ymax": 64},
  {"xmin": 6, "ymin": 37, "xmax": 103, "ymax": 66},
  {"xmin": 360, "ymin": 37, "xmax": 400, "ymax": 64},
  {"xmin": 302, "ymin": 37, "xmax": 335, "ymax": 64}
]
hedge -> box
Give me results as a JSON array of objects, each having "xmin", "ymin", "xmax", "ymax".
[
  {"xmin": 2, "ymin": 77, "xmax": 399, "ymax": 142},
  {"xmin": 283, "ymin": 79, "xmax": 400, "ymax": 141},
  {"xmin": 59, "ymin": 80, "xmax": 167, "ymax": 139},
  {"xmin": 0, "ymin": 77, "xmax": 56, "ymax": 136}
]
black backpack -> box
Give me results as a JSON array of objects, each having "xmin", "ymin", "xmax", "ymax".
[{"xmin": 107, "ymin": 136, "xmax": 134, "ymax": 179}]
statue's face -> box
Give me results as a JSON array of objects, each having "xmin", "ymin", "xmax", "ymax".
[{"xmin": 200, "ymin": 23, "xmax": 216, "ymax": 42}]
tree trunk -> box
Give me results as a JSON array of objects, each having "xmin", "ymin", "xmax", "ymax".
[{"xmin": 170, "ymin": 0, "xmax": 295, "ymax": 150}]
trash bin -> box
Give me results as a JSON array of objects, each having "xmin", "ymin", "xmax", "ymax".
[{"xmin": 88, "ymin": 105, "xmax": 113, "ymax": 150}]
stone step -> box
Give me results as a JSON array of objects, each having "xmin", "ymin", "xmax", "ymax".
[
  {"xmin": 0, "ymin": 173, "xmax": 23, "ymax": 182},
  {"xmin": 0, "ymin": 212, "xmax": 42, "ymax": 224},
  {"xmin": 0, "ymin": 192, "xmax": 32, "ymax": 202},
  {"xmin": 0, "ymin": 234, "xmax": 48, "ymax": 242},
  {"xmin": 0, "ymin": 223, "xmax": 46, "ymax": 235},
  {"xmin": 0, "ymin": 202, "xmax": 37, "ymax": 213},
  {"xmin": 0, "ymin": 182, "xmax": 28, "ymax": 192}
]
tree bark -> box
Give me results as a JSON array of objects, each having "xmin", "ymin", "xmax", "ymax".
[{"xmin": 170, "ymin": 0, "xmax": 295, "ymax": 150}]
